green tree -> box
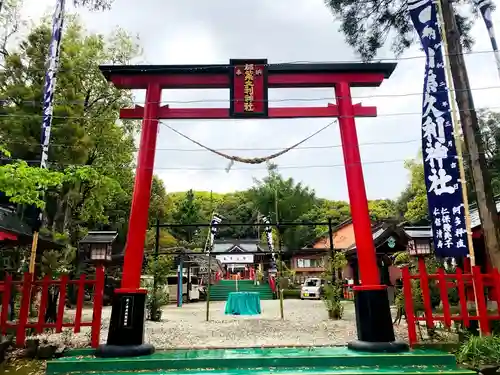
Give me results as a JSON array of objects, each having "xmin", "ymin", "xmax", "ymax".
[
  {"xmin": 0, "ymin": 16, "xmax": 142, "ymax": 242},
  {"xmin": 323, "ymin": 0, "xmax": 500, "ymax": 270},
  {"xmin": 171, "ymin": 189, "xmax": 201, "ymax": 244},
  {"xmin": 368, "ymin": 199, "xmax": 397, "ymax": 221},
  {"xmin": 323, "ymin": 0, "xmax": 474, "ymax": 61},
  {"xmin": 466, "ymin": 110, "xmax": 500, "ymax": 200},
  {"xmin": 72, "ymin": 0, "xmax": 115, "ymax": 10},
  {"xmin": 149, "ymin": 176, "xmax": 168, "ymax": 226},
  {"xmin": 248, "ymin": 163, "xmax": 317, "ymax": 249},
  {"xmin": 145, "ymin": 228, "xmax": 179, "ymax": 252},
  {"xmin": 396, "ymin": 156, "xmax": 428, "ymax": 223},
  {"xmin": 0, "ymin": 159, "xmax": 64, "ymax": 208},
  {"xmin": 216, "ymin": 191, "xmax": 257, "ymax": 239},
  {"xmin": 144, "ymin": 254, "xmax": 173, "ymax": 321},
  {"xmin": 0, "ymin": 0, "xmax": 24, "ymax": 58}
]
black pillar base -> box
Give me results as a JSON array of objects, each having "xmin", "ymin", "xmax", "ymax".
[
  {"xmin": 95, "ymin": 343, "xmax": 155, "ymax": 358},
  {"xmin": 348, "ymin": 286, "xmax": 409, "ymax": 353},
  {"xmin": 95, "ymin": 289, "xmax": 155, "ymax": 358}
]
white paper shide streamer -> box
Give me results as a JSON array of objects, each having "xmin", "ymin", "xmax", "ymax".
[{"xmin": 262, "ymin": 216, "xmax": 275, "ymax": 261}]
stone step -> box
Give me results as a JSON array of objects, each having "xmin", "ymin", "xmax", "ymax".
[
  {"xmin": 46, "ymin": 347, "xmax": 467, "ymax": 375},
  {"xmin": 66, "ymin": 367, "xmax": 474, "ymax": 375}
]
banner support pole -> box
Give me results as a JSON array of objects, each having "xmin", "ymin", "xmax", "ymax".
[
  {"xmin": 435, "ymin": 0, "xmax": 476, "ymax": 266},
  {"xmin": 436, "ymin": 0, "xmax": 481, "ymax": 331}
]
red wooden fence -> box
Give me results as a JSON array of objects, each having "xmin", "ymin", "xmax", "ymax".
[
  {"xmin": 0, "ymin": 266, "xmax": 105, "ymax": 348},
  {"xmin": 402, "ymin": 257, "xmax": 500, "ymax": 347},
  {"xmin": 343, "ymin": 285, "xmax": 354, "ymax": 300}
]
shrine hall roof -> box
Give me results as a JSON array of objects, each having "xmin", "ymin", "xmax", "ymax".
[
  {"xmin": 212, "ymin": 239, "xmax": 266, "ymax": 253},
  {"xmin": 79, "ymin": 231, "xmax": 118, "ymax": 244},
  {"xmin": 470, "ymin": 199, "xmax": 500, "ymax": 229},
  {"xmin": 99, "ymin": 62, "xmax": 396, "ymax": 79}
]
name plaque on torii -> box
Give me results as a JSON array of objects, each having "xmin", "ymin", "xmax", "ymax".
[{"xmin": 229, "ymin": 58, "xmax": 268, "ymax": 118}]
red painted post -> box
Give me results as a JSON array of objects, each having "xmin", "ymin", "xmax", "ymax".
[
  {"xmin": 491, "ymin": 268, "xmax": 500, "ymax": 310},
  {"xmin": 472, "ymin": 266, "xmax": 490, "ymax": 335},
  {"xmin": 336, "ymin": 80, "xmax": 405, "ymax": 350},
  {"xmin": 456, "ymin": 267, "xmax": 470, "ymax": 328},
  {"xmin": 463, "ymin": 257, "xmax": 471, "ymax": 270},
  {"xmin": 401, "ymin": 267, "xmax": 417, "ymax": 347},
  {"xmin": 56, "ymin": 275, "xmax": 68, "ymax": 333},
  {"xmin": 91, "ymin": 265, "xmax": 105, "ymax": 348},
  {"xmin": 418, "ymin": 257, "xmax": 435, "ymax": 329},
  {"xmin": 121, "ymin": 83, "xmax": 162, "ymax": 290},
  {"xmin": 16, "ymin": 273, "xmax": 32, "ymax": 347},
  {"xmin": 463, "ymin": 257, "xmax": 474, "ymax": 302},
  {"xmin": 74, "ymin": 274, "xmax": 86, "ymax": 333},
  {"xmin": 0, "ymin": 274, "xmax": 12, "ymax": 335},
  {"xmin": 437, "ymin": 268, "xmax": 452, "ymax": 328},
  {"xmin": 36, "ymin": 275, "xmax": 50, "ymax": 334},
  {"xmin": 336, "ymin": 81, "xmax": 379, "ymax": 286}
]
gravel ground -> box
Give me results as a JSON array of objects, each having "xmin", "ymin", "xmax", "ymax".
[{"xmin": 72, "ymin": 300, "xmax": 409, "ymax": 349}]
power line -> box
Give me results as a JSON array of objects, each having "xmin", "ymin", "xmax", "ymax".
[
  {"xmin": 3, "ymin": 101, "xmax": 497, "ymax": 154},
  {"xmin": 0, "ymin": 102, "xmax": 499, "ymax": 121},
  {"xmin": 3, "ymin": 48, "xmax": 500, "ymax": 75},
  {"xmin": 3, "ymin": 83, "xmax": 500, "ymax": 106},
  {"xmin": 2, "ymin": 137, "xmax": 422, "ymax": 152},
  {"xmin": 152, "ymin": 159, "xmax": 407, "ymax": 170},
  {"xmin": 0, "ymin": 104, "xmax": 497, "ymax": 156},
  {"xmin": 0, "ymin": 156, "xmax": 474, "ymax": 172}
]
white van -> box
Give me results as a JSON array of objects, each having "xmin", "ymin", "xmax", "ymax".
[
  {"xmin": 166, "ymin": 275, "xmax": 200, "ymax": 303},
  {"xmin": 300, "ymin": 277, "xmax": 326, "ymax": 300}
]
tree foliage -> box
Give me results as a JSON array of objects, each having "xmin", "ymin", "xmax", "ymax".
[
  {"xmin": 72, "ymin": 0, "xmax": 115, "ymax": 11},
  {"xmin": 396, "ymin": 157, "xmax": 428, "ymax": 224},
  {"xmin": 396, "ymin": 111, "xmax": 500, "ymax": 226},
  {"xmin": 0, "ymin": 16, "xmax": 144, "ymax": 242},
  {"xmin": 0, "ymin": 14, "xmax": 153, "ymax": 273},
  {"xmin": 248, "ymin": 164, "xmax": 318, "ymax": 249},
  {"xmin": 12, "ymin": 6, "xmax": 500, "ymax": 280},
  {"xmin": 465, "ymin": 110, "xmax": 500, "ymax": 201},
  {"xmin": 323, "ymin": 0, "xmax": 475, "ymax": 61},
  {"xmin": 171, "ymin": 189, "xmax": 201, "ymax": 244}
]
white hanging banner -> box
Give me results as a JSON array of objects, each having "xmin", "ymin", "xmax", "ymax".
[
  {"xmin": 474, "ymin": 0, "xmax": 500, "ymax": 78},
  {"xmin": 216, "ymin": 254, "xmax": 254, "ymax": 264}
]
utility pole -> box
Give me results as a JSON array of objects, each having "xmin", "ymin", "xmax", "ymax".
[{"xmin": 440, "ymin": 0, "xmax": 500, "ymax": 269}]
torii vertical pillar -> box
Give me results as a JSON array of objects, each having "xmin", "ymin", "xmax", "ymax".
[
  {"xmin": 96, "ymin": 84, "xmax": 161, "ymax": 357},
  {"xmin": 337, "ymin": 81, "xmax": 407, "ymax": 352}
]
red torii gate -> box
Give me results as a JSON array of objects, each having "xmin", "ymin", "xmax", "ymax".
[{"xmin": 97, "ymin": 59, "xmax": 408, "ymax": 356}]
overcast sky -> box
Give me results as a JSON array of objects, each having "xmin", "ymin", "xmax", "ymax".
[{"xmin": 22, "ymin": 0, "xmax": 500, "ymax": 201}]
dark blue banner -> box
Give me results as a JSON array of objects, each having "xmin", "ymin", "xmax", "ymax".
[
  {"xmin": 408, "ymin": 0, "xmax": 469, "ymax": 257},
  {"xmin": 40, "ymin": 0, "xmax": 65, "ymax": 169},
  {"xmin": 33, "ymin": 0, "xmax": 65, "ymax": 231}
]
